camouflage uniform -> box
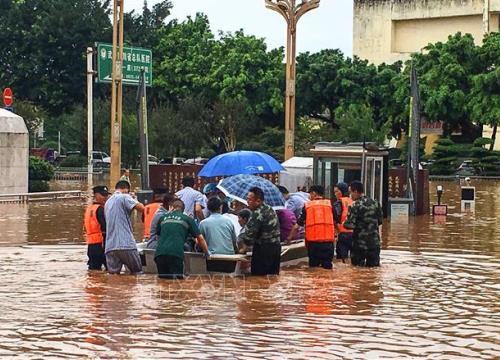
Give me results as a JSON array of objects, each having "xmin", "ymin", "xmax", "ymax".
[
  {"xmin": 344, "ymin": 196, "xmax": 383, "ymax": 267},
  {"xmin": 239, "ymin": 203, "xmax": 281, "ymax": 275}
]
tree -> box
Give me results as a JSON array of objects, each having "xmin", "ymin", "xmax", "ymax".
[
  {"xmin": 470, "ymin": 138, "xmax": 500, "ymax": 176},
  {"xmin": 469, "ymin": 32, "xmax": 500, "ymax": 151},
  {"xmin": 411, "ymin": 33, "xmax": 481, "ymax": 138},
  {"xmin": 295, "ymin": 117, "xmax": 337, "ymax": 156},
  {"xmin": 429, "ymin": 138, "xmax": 471, "ymax": 175},
  {"xmin": 14, "ymin": 100, "xmax": 47, "ymax": 137},
  {"xmin": 124, "ymin": 0, "xmax": 173, "ymax": 49},
  {"xmin": 334, "ymin": 103, "xmax": 390, "ymax": 145},
  {"xmin": 29, "ymin": 156, "xmax": 55, "ymax": 192},
  {"xmin": 0, "ymin": 0, "xmax": 112, "ymax": 114},
  {"xmin": 296, "ymin": 49, "xmax": 361, "ymax": 123},
  {"xmin": 207, "ymin": 99, "xmax": 249, "ymax": 153},
  {"xmin": 154, "ymin": 14, "xmax": 216, "ymax": 103}
]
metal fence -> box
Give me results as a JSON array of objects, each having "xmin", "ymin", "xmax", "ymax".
[{"xmin": 0, "ymin": 190, "xmax": 84, "ymax": 204}]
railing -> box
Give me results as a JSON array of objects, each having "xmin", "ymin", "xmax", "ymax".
[
  {"xmin": 429, "ymin": 175, "xmax": 500, "ymax": 181},
  {"xmin": 54, "ymin": 167, "xmax": 104, "ymax": 181},
  {"xmin": 0, "ymin": 190, "xmax": 84, "ymax": 203}
]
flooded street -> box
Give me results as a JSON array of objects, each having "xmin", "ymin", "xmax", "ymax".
[{"xmin": 0, "ymin": 181, "xmax": 498, "ymax": 359}]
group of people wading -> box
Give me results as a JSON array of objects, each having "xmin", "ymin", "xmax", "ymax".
[{"xmin": 84, "ymin": 175, "xmax": 383, "ymax": 279}]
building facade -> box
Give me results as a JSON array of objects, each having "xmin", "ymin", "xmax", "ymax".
[
  {"xmin": 354, "ymin": 0, "xmax": 500, "ymax": 65},
  {"xmin": 353, "ymin": 0, "xmax": 500, "ymax": 150}
]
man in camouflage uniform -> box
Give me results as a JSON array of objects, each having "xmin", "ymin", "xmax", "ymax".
[
  {"xmin": 238, "ymin": 187, "xmax": 281, "ymax": 275},
  {"xmin": 344, "ymin": 180, "xmax": 383, "ymax": 267}
]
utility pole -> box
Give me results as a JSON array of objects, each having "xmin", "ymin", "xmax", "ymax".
[
  {"xmin": 265, "ymin": 0, "xmax": 320, "ymax": 161},
  {"xmin": 110, "ymin": 0, "xmax": 125, "ymax": 187},
  {"xmin": 86, "ymin": 47, "xmax": 94, "ymax": 190},
  {"xmin": 136, "ymin": 69, "xmax": 150, "ymax": 190}
]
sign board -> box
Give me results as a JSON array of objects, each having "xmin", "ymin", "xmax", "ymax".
[
  {"xmin": 3, "ymin": 88, "xmax": 13, "ymax": 107},
  {"xmin": 421, "ymin": 120, "xmax": 444, "ymax": 135},
  {"xmin": 390, "ymin": 203, "xmax": 409, "ymax": 223},
  {"xmin": 432, "ymin": 205, "xmax": 448, "ymax": 216},
  {"xmin": 96, "ymin": 43, "xmax": 152, "ymax": 86},
  {"xmin": 460, "ymin": 186, "xmax": 475, "ymax": 213}
]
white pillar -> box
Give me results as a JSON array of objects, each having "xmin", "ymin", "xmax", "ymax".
[
  {"xmin": 483, "ymin": 0, "xmax": 490, "ymax": 35},
  {"xmin": 87, "ymin": 47, "xmax": 94, "ymax": 191}
]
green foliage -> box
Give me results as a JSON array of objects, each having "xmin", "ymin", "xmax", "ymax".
[
  {"xmin": 124, "ymin": 0, "xmax": 172, "ymax": 49},
  {"xmin": 398, "ymin": 137, "xmax": 425, "ymax": 164},
  {"xmin": 13, "ymin": 100, "xmax": 47, "ymax": 135},
  {"xmin": 239, "ymin": 127, "xmax": 284, "ymax": 160},
  {"xmin": 41, "ymin": 141, "xmax": 59, "ymax": 150},
  {"xmin": 296, "ymin": 50, "xmax": 403, "ymax": 136},
  {"xmin": 411, "ymin": 33, "xmax": 481, "ymax": 136},
  {"xmin": 429, "ymin": 138, "xmax": 472, "ymax": 175},
  {"xmin": 154, "ymin": 14, "xmax": 216, "ymax": 102},
  {"xmin": 29, "ymin": 156, "xmax": 55, "ymax": 181},
  {"xmin": 59, "ymin": 155, "xmax": 87, "ymax": 168},
  {"xmin": 469, "ymin": 33, "xmax": 499, "ymax": 150},
  {"xmin": 334, "ymin": 104, "xmax": 390, "ymax": 145},
  {"xmin": 470, "ymin": 138, "xmax": 500, "ymax": 176},
  {"xmin": 0, "ymin": 0, "xmax": 112, "ymax": 114},
  {"xmin": 29, "ymin": 180, "xmax": 50, "ymax": 193},
  {"xmin": 3, "ymin": 0, "xmax": 498, "ymax": 162},
  {"xmin": 295, "ymin": 118, "xmax": 337, "ymax": 156}
]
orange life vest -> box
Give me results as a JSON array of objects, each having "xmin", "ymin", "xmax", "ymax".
[
  {"xmin": 143, "ymin": 202, "xmax": 161, "ymax": 238},
  {"xmin": 337, "ymin": 197, "xmax": 354, "ymax": 234},
  {"xmin": 84, "ymin": 204, "xmax": 104, "ymax": 245},
  {"xmin": 305, "ymin": 199, "xmax": 335, "ymax": 243}
]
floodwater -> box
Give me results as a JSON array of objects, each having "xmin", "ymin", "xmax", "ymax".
[{"xmin": 0, "ymin": 181, "xmax": 498, "ymax": 359}]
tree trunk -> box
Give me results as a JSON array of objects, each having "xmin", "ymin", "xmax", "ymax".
[{"xmin": 489, "ymin": 123, "xmax": 498, "ymax": 151}]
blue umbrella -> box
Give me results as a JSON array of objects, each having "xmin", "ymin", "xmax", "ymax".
[
  {"xmin": 217, "ymin": 174, "xmax": 285, "ymax": 209},
  {"xmin": 198, "ymin": 151, "xmax": 284, "ymax": 177}
]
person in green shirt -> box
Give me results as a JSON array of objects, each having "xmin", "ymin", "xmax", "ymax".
[
  {"xmin": 155, "ymin": 199, "xmax": 209, "ymax": 279},
  {"xmin": 120, "ymin": 169, "xmax": 131, "ymax": 184}
]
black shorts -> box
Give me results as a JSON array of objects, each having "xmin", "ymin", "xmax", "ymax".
[
  {"xmin": 307, "ymin": 241, "xmax": 334, "ymax": 269},
  {"xmin": 87, "ymin": 243, "xmax": 106, "ymax": 270},
  {"xmin": 351, "ymin": 246, "xmax": 380, "ymax": 267},
  {"xmin": 155, "ymin": 255, "xmax": 184, "ymax": 279},
  {"xmin": 251, "ymin": 242, "xmax": 281, "ymax": 276}
]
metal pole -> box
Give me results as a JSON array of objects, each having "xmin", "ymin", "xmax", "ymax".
[
  {"xmin": 86, "ymin": 47, "xmax": 94, "ymax": 190},
  {"xmin": 58, "ymin": 131, "xmax": 61, "ymax": 155},
  {"xmin": 284, "ymin": 21, "xmax": 297, "ymax": 161},
  {"xmin": 265, "ymin": 0, "xmax": 320, "ymax": 161},
  {"xmin": 109, "ymin": 0, "xmax": 124, "ymax": 187},
  {"xmin": 136, "ymin": 70, "xmax": 150, "ymax": 190}
]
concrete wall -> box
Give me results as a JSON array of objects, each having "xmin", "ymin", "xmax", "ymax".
[
  {"xmin": 354, "ymin": 0, "xmax": 500, "ymax": 64},
  {"xmin": 0, "ymin": 109, "xmax": 29, "ymax": 194}
]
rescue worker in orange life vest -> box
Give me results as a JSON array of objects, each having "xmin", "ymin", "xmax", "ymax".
[
  {"xmin": 333, "ymin": 182, "xmax": 353, "ymax": 262},
  {"xmin": 142, "ymin": 190, "xmax": 166, "ymax": 240},
  {"xmin": 297, "ymin": 185, "xmax": 335, "ymax": 269},
  {"xmin": 84, "ymin": 186, "xmax": 110, "ymax": 270}
]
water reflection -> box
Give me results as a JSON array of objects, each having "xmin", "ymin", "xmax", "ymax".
[
  {"xmin": 0, "ymin": 203, "xmax": 28, "ymax": 246},
  {"xmin": 0, "ymin": 181, "xmax": 498, "ymax": 358}
]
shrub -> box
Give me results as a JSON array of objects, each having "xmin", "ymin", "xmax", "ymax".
[
  {"xmin": 429, "ymin": 138, "xmax": 460, "ymax": 175},
  {"xmin": 29, "ymin": 156, "xmax": 54, "ymax": 181},
  {"xmin": 29, "ymin": 180, "xmax": 50, "ymax": 193},
  {"xmin": 471, "ymin": 138, "xmax": 500, "ymax": 176},
  {"xmin": 28, "ymin": 156, "xmax": 54, "ymax": 193}
]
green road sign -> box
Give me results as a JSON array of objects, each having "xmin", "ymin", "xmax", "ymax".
[{"xmin": 96, "ymin": 43, "xmax": 152, "ymax": 86}]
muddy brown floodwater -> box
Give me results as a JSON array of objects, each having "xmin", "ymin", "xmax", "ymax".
[{"xmin": 0, "ymin": 180, "xmax": 498, "ymax": 359}]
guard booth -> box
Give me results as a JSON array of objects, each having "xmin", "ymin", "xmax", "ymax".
[{"xmin": 310, "ymin": 142, "xmax": 389, "ymax": 216}]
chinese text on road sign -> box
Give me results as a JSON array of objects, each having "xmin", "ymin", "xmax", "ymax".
[{"xmin": 96, "ymin": 43, "xmax": 152, "ymax": 86}]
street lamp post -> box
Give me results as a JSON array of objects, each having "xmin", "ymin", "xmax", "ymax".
[{"xmin": 265, "ymin": 0, "xmax": 320, "ymax": 161}]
